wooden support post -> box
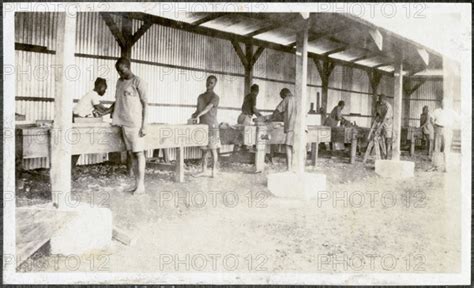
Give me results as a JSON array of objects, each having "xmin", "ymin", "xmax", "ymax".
[
  {"xmin": 50, "ymin": 12, "xmax": 77, "ymax": 208},
  {"xmin": 392, "ymin": 62, "xmax": 404, "ymax": 160},
  {"xmin": 244, "ymin": 44, "xmax": 254, "ymax": 96},
  {"xmin": 175, "ymin": 147, "xmax": 184, "ymax": 183},
  {"xmin": 410, "ymin": 129, "xmax": 416, "ymax": 157},
  {"xmin": 231, "ymin": 41, "xmax": 265, "ymax": 97},
  {"xmin": 255, "ymin": 125, "xmax": 267, "ymax": 173},
  {"xmin": 368, "ymin": 70, "xmax": 382, "ymax": 116},
  {"xmin": 121, "ymin": 14, "xmax": 133, "ymax": 58},
  {"xmin": 311, "ymin": 142, "xmax": 319, "ymax": 167},
  {"xmin": 313, "ymin": 58, "xmax": 336, "ymax": 120},
  {"xmin": 350, "ymin": 130, "xmax": 358, "ymax": 164},
  {"xmin": 294, "ymin": 18, "xmax": 310, "ymax": 174}
]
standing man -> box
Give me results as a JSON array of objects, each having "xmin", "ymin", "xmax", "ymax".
[
  {"xmin": 420, "ymin": 105, "xmax": 434, "ymax": 157},
  {"xmin": 271, "ymin": 88, "xmax": 297, "ymax": 171},
  {"xmin": 376, "ymin": 94, "xmax": 393, "ymax": 159},
  {"xmin": 324, "ymin": 100, "xmax": 346, "ymax": 127},
  {"xmin": 191, "ymin": 75, "xmax": 221, "ymax": 178},
  {"xmin": 112, "ymin": 58, "xmax": 148, "ymax": 195},
  {"xmin": 237, "ymin": 84, "xmax": 262, "ymax": 125},
  {"xmin": 432, "ymin": 100, "xmax": 459, "ymax": 172}
]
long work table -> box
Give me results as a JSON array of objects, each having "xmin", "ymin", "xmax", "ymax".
[
  {"xmin": 220, "ymin": 123, "xmax": 331, "ymax": 172},
  {"xmin": 16, "ymin": 123, "xmax": 209, "ymax": 182}
]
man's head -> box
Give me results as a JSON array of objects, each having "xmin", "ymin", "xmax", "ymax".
[
  {"xmin": 378, "ymin": 93, "xmax": 386, "ymax": 103},
  {"xmin": 440, "ymin": 99, "xmax": 446, "ymax": 109},
  {"xmin": 206, "ymin": 75, "xmax": 217, "ymax": 91},
  {"xmin": 94, "ymin": 77, "xmax": 107, "ymax": 96},
  {"xmin": 422, "ymin": 105, "xmax": 429, "ymax": 114},
  {"xmin": 280, "ymin": 88, "xmax": 292, "ymax": 99},
  {"xmin": 250, "ymin": 84, "xmax": 259, "ymax": 95},
  {"xmin": 338, "ymin": 100, "xmax": 345, "ymax": 109},
  {"xmin": 115, "ymin": 57, "xmax": 132, "ymax": 79}
]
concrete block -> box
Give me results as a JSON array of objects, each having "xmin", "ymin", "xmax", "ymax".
[
  {"xmin": 375, "ymin": 159, "xmax": 414, "ymax": 178},
  {"xmin": 50, "ymin": 202, "xmax": 112, "ymax": 255},
  {"xmin": 267, "ymin": 172, "xmax": 326, "ymax": 199}
]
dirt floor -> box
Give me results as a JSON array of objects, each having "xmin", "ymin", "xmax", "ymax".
[{"xmin": 16, "ymin": 147, "xmax": 462, "ymax": 274}]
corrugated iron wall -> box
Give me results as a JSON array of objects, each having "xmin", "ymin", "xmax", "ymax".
[
  {"xmin": 408, "ymin": 80, "xmax": 442, "ymax": 127},
  {"xmin": 15, "ymin": 12, "xmax": 441, "ymax": 169}
]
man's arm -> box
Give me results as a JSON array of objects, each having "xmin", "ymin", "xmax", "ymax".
[
  {"xmin": 137, "ymin": 80, "xmax": 148, "ymax": 136},
  {"xmin": 195, "ymin": 94, "xmax": 219, "ymax": 119},
  {"xmin": 93, "ymin": 103, "xmax": 109, "ymax": 113},
  {"xmin": 195, "ymin": 103, "xmax": 214, "ymax": 118},
  {"xmin": 271, "ymin": 98, "xmax": 286, "ymax": 121},
  {"xmin": 251, "ymin": 94, "xmax": 262, "ymax": 117}
]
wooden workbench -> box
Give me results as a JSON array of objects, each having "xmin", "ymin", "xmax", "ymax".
[
  {"xmin": 330, "ymin": 126, "xmax": 371, "ymax": 163},
  {"xmin": 220, "ymin": 123, "xmax": 331, "ymax": 172},
  {"xmin": 16, "ymin": 123, "xmax": 208, "ymax": 182}
]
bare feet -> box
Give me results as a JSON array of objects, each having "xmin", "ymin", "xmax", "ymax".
[
  {"xmin": 132, "ymin": 185, "xmax": 146, "ymax": 195},
  {"xmin": 211, "ymin": 169, "xmax": 219, "ymax": 178}
]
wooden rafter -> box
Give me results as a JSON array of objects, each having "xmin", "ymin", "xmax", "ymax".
[
  {"xmin": 100, "ymin": 12, "xmax": 127, "ymax": 48},
  {"xmin": 231, "ymin": 40, "xmax": 248, "ymax": 68},
  {"xmin": 403, "ymin": 79, "xmax": 425, "ymax": 96},
  {"xmin": 191, "ymin": 13, "xmax": 226, "ymax": 26},
  {"xmin": 245, "ymin": 24, "xmax": 280, "ymax": 37},
  {"xmin": 351, "ymin": 54, "xmax": 372, "ymax": 63},
  {"xmin": 322, "ymin": 46, "xmax": 347, "ymax": 56},
  {"xmin": 118, "ymin": 12, "xmax": 394, "ymax": 76},
  {"xmin": 250, "ymin": 46, "xmax": 265, "ymax": 66},
  {"xmin": 131, "ymin": 21, "xmax": 153, "ymax": 45},
  {"xmin": 372, "ymin": 63, "xmax": 391, "ymax": 69}
]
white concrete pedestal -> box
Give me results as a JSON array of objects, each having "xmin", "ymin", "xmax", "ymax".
[
  {"xmin": 267, "ymin": 172, "xmax": 326, "ymax": 199},
  {"xmin": 50, "ymin": 202, "xmax": 112, "ymax": 255},
  {"xmin": 375, "ymin": 159, "xmax": 414, "ymax": 178}
]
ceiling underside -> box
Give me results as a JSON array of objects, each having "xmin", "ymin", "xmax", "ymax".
[{"xmin": 126, "ymin": 11, "xmax": 444, "ymax": 75}]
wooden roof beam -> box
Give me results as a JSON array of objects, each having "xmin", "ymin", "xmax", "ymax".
[
  {"xmin": 131, "ymin": 21, "xmax": 153, "ymax": 45},
  {"xmin": 245, "ymin": 24, "xmax": 280, "ymax": 37},
  {"xmin": 119, "ymin": 12, "xmax": 394, "ymax": 76},
  {"xmin": 372, "ymin": 63, "xmax": 392, "ymax": 69},
  {"xmin": 351, "ymin": 54, "xmax": 373, "ymax": 63},
  {"xmin": 100, "ymin": 12, "xmax": 127, "ymax": 48},
  {"xmin": 323, "ymin": 46, "xmax": 347, "ymax": 56},
  {"xmin": 191, "ymin": 13, "xmax": 226, "ymax": 26}
]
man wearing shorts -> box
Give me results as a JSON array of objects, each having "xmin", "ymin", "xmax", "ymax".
[
  {"xmin": 272, "ymin": 88, "xmax": 296, "ymax": 171},
  {"xmin": 112, "ymin": 58, "xmax": 148, "ymax": 194},
  {"xmin": 191, "ymin": 75, "xmax": 221, "ymax": 178},
  {"xmin": 376, "ymin": 94, "xmax": 393, "ymax": 159}
]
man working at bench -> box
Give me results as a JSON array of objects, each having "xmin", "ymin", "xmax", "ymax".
[
  {"xmin": 238, "ymin": 84, "xmax": 262, "ymax": 125},
  {"xmin": 73, "ymin": 77, "xmax": 111, "ymax": 120},
  {"xmin": 271, "ymin": 88, "xmax": 296, "ymax": 171},
  {"xmin": 324, "ymin": 100, "xmax": 346, "ymax": 127},
  {"xmin": 420, "ymin": 105, "xmax": 434, "ymax": 157},
  {"xmin": 112, "ymin": 58, "xmax": 148, "ymax": 195},
  {"xmin": 374, "ymin": 94, "xmax": 393, "ymax": 159},
  {"xmin": 191, "ymin": 75, "xmax": 221, "ymax": 178}
]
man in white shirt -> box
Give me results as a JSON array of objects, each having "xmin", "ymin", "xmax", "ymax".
[
  {"xmin": 432, "ymin": 100, "xmax": 459, "ymax": 172},
  {"xmin": 73, "ymin": 77, "xmax": 110, "ymax": 119}
]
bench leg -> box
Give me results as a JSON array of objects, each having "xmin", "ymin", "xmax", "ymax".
[
  {"xmin": 255, "ymin": 147, "xmax": 265, "ymax": 173},
  {"xmin": 175, "ymin": 147, "xmax": 184, "ymax": 183},
  {"xmin": 350, "ymin": 137, "xmax": 357, "ymax": 164},
  {"xmin": 311, "ymin": 142, "xmax": 318, "ymax": 167}
]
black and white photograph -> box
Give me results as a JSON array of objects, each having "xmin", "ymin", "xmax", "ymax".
[{"xmin": 2, "ymin": 2, "xmax": 471, "ymax": 285}]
